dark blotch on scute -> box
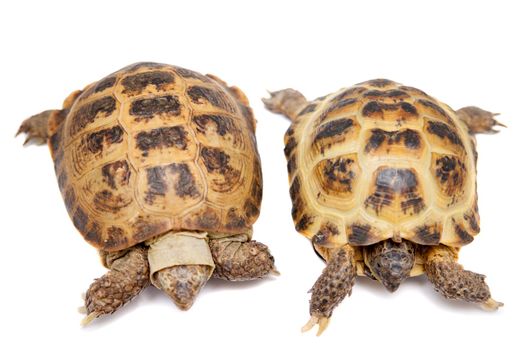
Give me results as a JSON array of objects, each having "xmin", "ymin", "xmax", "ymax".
[
  {"xmin": 332, "ymin": 87, "xmax": 366, "ymax": 102},
  {"xmin": 348, "ymin": 224, "xmax": 372, "ymax": 245},
  {"xmin": 435, "ymin": 156, "xmax": 458, "ymax": 183},
  {"xmin": 418, "ymin": 99, "xmax": 452, "ymax": 121},
  {"xmin": 195, "ymin": 209, "xmax": 220, "ymax": 230},
  {"xmin": 130, "ymin": 95, "xmax": 180, "ymax": 118},
  {"xmin": 365, "ymin": 168, "xmax": 425, "ymax": 215},
  {"xmin": 50, "ymin": 127, "xmax": 62, "ymax": 154},
  {"xmin": 135, "ymin": 126, "xmax": 188, "ymax": 155},
  {"xmin": 464, "ymin": 211, "xmax": 480, "ymax": 233},
  {"xmin": 400, "ymin": 102, "xmax": 418, "ymax": 115},
  {"xmin": 362, "ymin": 79, "xmax": 395, "ymax": 88},
  {"xmin": 85, "ymin": 222, "xmax": 102, "ymax": 245},
  {"xmin": 175, "ymin": 67, "xmax": 209, "ymax": 82},
  {"xmin": 295, "ymin": 214, "xmax": 314, "ymax": 231},
  {"xmin": 284, "ymin": 136, "xmax": 297, "ymax": 157},
  {"xmin": 57, "ymin": 171, "xmax": 68, "ymax": 192},
  {"xmin": 362, "ymin": 101, "xmax": 383, "ymax": 117},
  {"xmin": 94, "ymin": 76, "xmax": 117, "ymax": 93},
  {"xmin": 101, "ymin": 160, "xmax": 130, "ymax": 190},
  {"xmin": 455, "ymin": 223, "xmax": 474, "ymax": 244},
  {"xmin": 319, "ymin": 99, "xmax": 359, "ymax": 122},
  {"xmin": 321, "ymin": 157, "xmax": 355, "ymax": 191},
  {"xmin": 427, "ymin": 121, "xmax": 464, "ymax": 148},
  {"xmin": 64, "ymin": 189, "xmax": 76, "ymax": 214},
  {"xmin": 132, "ymin": 219, "xmax": 167, "ymax": 242},
  {"xmin": 187, "ymin": 86, "xmax": 235, "ymax": 112},
  {"xmin": 145, "ymin": 166, "xmax": 167, "ymax": 204},
  {"xmin": 414, "ymin": 225, "xmax": 441, "ymax": 245},
  {"xmin": 73, "ymin": 207, "xmax": 89, "ymax": 232},
  {"xmin": 298, "ymin": 103, "xmax": 317, "ymax": 116},
  {"xmin": 86, "ymin": 126, "xmax": 124, "ymax": 154},
  {"xmin": 314, "ymin": 119, "xmax": 354, "ymax": 141},
  {"xmin": 287, "ymin": 154, "xmax": 297, "ymax": 174},
  {"xmin": 225, "ymin": 208, "xmax": 246, "ymax": 230},
  {"xmin": 193, "ymin": 114, "xmax": 234, "ymax": 136},
  {"xmin": 93, "ymin": 190, "xmax": 131, "ymax": 213},
  {"xmin": 363, "ymin": 89, "xmax": 409, "ymax": 99},
  {"xmin": 122, "ymin": 71, "xmax": 174, "ymax": 95},
  {"xmin": 70, "ymin": 96, "xmax": 116, "ymax": 135},
  {"xmin": 362, "ymin": 101, "xmax": 418, "ymax": 118},
  {"xmin": 200, "ymin": 147, "xmax": 230, "ymax": 172},
  {"xmin": 313, "ymin": 223, "xmax": 340, "ymax": 245},
  {"xmin": 105, "ymin": 226, "xmax": 128, "ymax": 249},
  {"xmin": 365, "ymin": 129, "xmax": 421, "ymax": 153},
  {"xmin": 168, "ymin": 163, "xmax": 200, "ymax": 198},
  {"xmin": 289, "ymin": 177, "xmax": 303, "ymax": 221},
  {"xmin": 244, "ymin": 199, "xmax": 259, "ymax": 219}
]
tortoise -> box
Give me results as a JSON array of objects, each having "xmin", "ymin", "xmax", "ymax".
[
  {"xmin": 17, "ymin": 62, "xmax": 276, "ymax": 325},
  {"xmin": 263, "ymin": 79, "xmax": 504, "ymax": 335}
]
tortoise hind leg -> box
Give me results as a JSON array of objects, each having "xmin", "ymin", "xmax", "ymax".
[
  {"xmin": 456, "ymin": 106, "xmax": 505, "ymax": 134},
  {"xmin": 209, "ymin": 237, "xmax": 277, "ymax": 281},
  {"xmin": 262, "ymin": 89, "xmax": 308, "ymax": 121},
  {"xmin": 82, "ymin": 246, "xmax": 150, "ymax": 325},
  {"xmin": 17, "ymin": 89, "xmax": 83, "ymax": 145},
  {"xmin": 16, "ymin": 110, "xmax": 59, "ymax": 145},
  {"xmin": 423, "ymin": 245, "xmax": 503, "ymax": 310},
  {"xmin": 303, "ymin": 245, "xmax": 357, "ymax": 336}
]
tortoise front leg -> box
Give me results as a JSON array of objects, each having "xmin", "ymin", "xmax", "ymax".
[
  {"xmin": 209, "ymin": 237, "xmax": 276, "ymax": 281},
  {"xmin": 456, "ymin": 106, "xmax": 505, "ymax": 134},
  {"xmin": 303, "ymin": 244, "xmax": 357, "ymax": 336},
  {"xmin": 81, "ymin": 246, "xmax": 150, "ymax": 325},
  {"xmin": 424, "ymin": 245, "xmax": 503, "ymax": 310}
]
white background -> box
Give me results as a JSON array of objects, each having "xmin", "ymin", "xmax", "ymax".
[{"xmin": 1, "ymin": 0, "xmax": 523, "ymax": 348}]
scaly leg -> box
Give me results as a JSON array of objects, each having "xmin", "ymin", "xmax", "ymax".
[
  {"xmin": 16, "ymin": 110, "xmax": 59, "ymax": 145},
  {"xmin": 302, "ymin": 245, "xmax": 356, "ymax": 336},
  {"xmin": 424, "ymin": 245, "xmax": 503, "ymax": 310},
  {"xmin": 262, "ymin": 89, "xmax": 308, "ymax": 121},
  {"xmin": 209, "ymin": 238, "xmax": 277, "ymax": 281},
  {"xmin": 82, "ymin": 246, "xmax": 150, "ymax": 325},
  {"xmin": 456, "ymin": 106, "xmax": 505, "ymax": 134}
]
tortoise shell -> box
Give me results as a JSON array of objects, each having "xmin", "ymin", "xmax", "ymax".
[
  {"xmin": 49, "ymin": 62, "xmax": 262, "ymax": 252},
  {"xmin": 285, "ymin": 79, "xmax": 479, "ymax": 251}
]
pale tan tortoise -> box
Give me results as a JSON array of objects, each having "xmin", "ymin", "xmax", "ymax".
[
  {"xmin": 17, "ymin": 62, "xmax": 276, "ymax": 325},
  {"xmin": 263, "ymin": 79, "xmax": 504, "ymax": 335}
]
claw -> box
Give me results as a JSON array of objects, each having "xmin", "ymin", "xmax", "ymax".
[
  {"xmin": 481, "ymin": 298, "xmax": 504, "ymax": 311},
  {"xmin": 302, "ymin": 316, "xmax": 330, "ymax": 336},
  {"xmin": 80, "ymin": 312, "xmax": 100, "ymax": 326}
]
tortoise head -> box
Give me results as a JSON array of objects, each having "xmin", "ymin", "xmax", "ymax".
[{"xmin": 364, "ymin": 239, "xmax": 416, "ymax": 292}]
